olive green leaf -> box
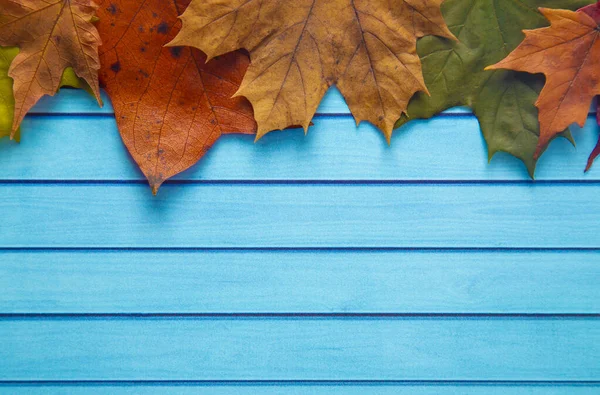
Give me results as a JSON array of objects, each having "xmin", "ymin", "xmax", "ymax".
[
  {"xmin": 0, "ymin": 47, "xmax": 18, "ymax": 141},
  {"xmin": 396, "ymin": 0, "xmax": 593, "ymax": 176},
  {"xmin": 1, "ymin": 46, "xmax": 93, "ymax": 143}
]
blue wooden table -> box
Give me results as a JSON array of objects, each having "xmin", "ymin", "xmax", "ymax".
[{"xmin": 0, "ymin": 88, "xmax": 599, "ymax": 394}]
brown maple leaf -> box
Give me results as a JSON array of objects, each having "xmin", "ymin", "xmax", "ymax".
[
  {"xmin": 168, "ymin": 0, "xmax": 455, "ymax": 141},
  {"xmin": 97, "ymin": 0, "xmax": 256, "ymax": 194},
  {"xmin": 486, "ymin": 4, "xmax": 600, "ymax": 159},
  {"xmin": 0, "ymin": 0, "xmax": 103, "ymax": 137}
]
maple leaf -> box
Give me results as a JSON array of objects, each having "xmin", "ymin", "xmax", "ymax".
[
  {"xmin": 0, "ymin": 0, "xmax": 103, "ymax": 138},
  {"xmin": 585, "ymin": 101, "xmax": 600, "ymax": 171},
  {"xmin": 168, "ymin": 0, "xmax": 456, "ymax": 140},
  {"xmin": 97, "ymin": 0, "xmax": 256, "ymax": 194},
  {"xmin": 487, "ymin": 2, "xmax": 600, "ymax": 159},
  {"xmin": 395, "ymin": 0, "xmax": 592, "ymax": 176},
  {"xmin": 1, "ymin": 46, "xmax": 95, "ymax": 144}
]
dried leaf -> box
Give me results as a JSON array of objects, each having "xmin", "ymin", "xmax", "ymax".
[
  {"xmin": 0, "ymin": 0, "xmax": 103, "ymax": 137},
  {"xmin": 487, "ymin": 3, "xmax": 600, "ymax": 158},
  {"xmin": 169, "ymin": 0, "xmax": 455, "ymax": 140},
  {"xmin": 585, "ymin": 101, "xmax": 600, "ymax": 171},
  {"xmin": 396, "ymin": 0, "xmax": 591, "ymax": 176},
  {"xmin": 1, "ymin": 46, "xmax": 95, "ymax": 143},
  {"xmin": 97, "ymin": 0, "xmax": 256, "ymax": 194}
]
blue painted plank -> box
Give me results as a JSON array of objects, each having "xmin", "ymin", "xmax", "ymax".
[
  {"xmin": 8, "ymin": 88, "xmax": 598, "ymax": 182},
  {"xmin": 1, "ymin": 317, "xmax": 598, "ymax": 380},
  {"xmin": 0, "ymin": 185, "xmax": 598, "ymax": 248},
  {"xmin": 30, "ymin": 90, "xmax": 113, "ymax": 114},
  {"xmin": 1, "ymin": 383, "xmax": 599, "ymax": 394},
  {"xmin": 1, "ymin": 251, "xmax": 598, "ymax": 314},
  {"xmin": 7, "ymin": 84, "xmax": 599, "ymax": 391},
  {"xmin": 2, "ymin": 116, "xmax": 598, "ymax": 182}
]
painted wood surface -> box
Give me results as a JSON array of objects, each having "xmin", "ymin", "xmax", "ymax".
[
  {"xmin": 1, "ymin": 87, "xmax": 598, "ymax": 392},
  {"xmin": 0, "ymin": 90, "xmax": 598, "ymax": 182},
  {"xmin": 0, "ymin": 184, "xmax": 598, "ymax": 248},
  {"xmin": 2, "ymin": 317, "xmax": 599, "ymax": 380},
  {"xmin": 2, "ymin": 383, "xmax": 600, "ymax": 394},
  {"xmin": 1, "ymin": 251, "xmax": 598, "ymax": 314}
]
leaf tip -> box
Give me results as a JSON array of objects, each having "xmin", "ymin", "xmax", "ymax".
[
  {"xmin": 526, "ymin": 165, "xmax": 536, "ymax": 180},
  {"xmin": 384, "ymin": 130, "xmax": 392, "ymax": 145},
  {"xmin": 443, "ymin": 29, "xmax": 459, "ymax": 43},
  {"xmin": 585, "ymin": 141, "xmax": 600, "ymax": 173},
  {"xmin": 303, "ymin": 122, "xmax": 311, "ymax": 135},
  {"xmin": 254, "ymin": 129, "xmax": 268, "ymax": 142},
  {"xmin": 147, "ymin": 176, "xmax": 163, "ymax": 196},
  {"xmin": 10, "ymin": 124, "xmax": 20, "ymax": 140},
  {"xmin": 164, "ymin": 35, "xmax": 179, "ymax": 48}
]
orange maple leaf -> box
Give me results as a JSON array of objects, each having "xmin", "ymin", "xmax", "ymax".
[{"xmin": 486, "ymin": 4, "xmax": 600, "ymax": 159}]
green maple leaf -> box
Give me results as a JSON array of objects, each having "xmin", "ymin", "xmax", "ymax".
[
  {"xmin": 396, "ymin": 0, "xmax": 593, "ymax": 176},
  {"xmin": 1, "ymin": 46, "xmax": 93, "ymax": 143}
]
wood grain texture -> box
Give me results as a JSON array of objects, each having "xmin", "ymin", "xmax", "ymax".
[
  {"xmin": 2, "ymin": 383, "xmax": 600, "ymax": 394},
  {"xmin": 3, "ymin": 84, "xmax": 600, "ymax": 390},
  {"xmin": 1, "ymin": 250, "xmax": 598, "ymax": 314},
  {"xmin": 31, "ymin": 89, "xmax": 113, "ymax": 114},
  {"xmin": 1, "ymin": 114, "xmax": 598, "ymax": 181},
  {"xmin": 0, "ymin": 184, "xmax": 598, "ymax": 248},
  {"xmin": 1, "ymin": 317, "xmax": 598, "ymax": 381},
  {"xmin": 6, "ymin": 87, "xmax": 598, "ymax": 182}
]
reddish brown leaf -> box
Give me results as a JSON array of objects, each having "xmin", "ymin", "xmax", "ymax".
[
  {"xmin": 97, "ymin": 0, "xmax": 256, "ymax": 194},
  {"xmin": 585, "ymin": 101, "xmax": 600, "ymax": 172},
  {"xmin": 585, "ymin": 2, "xmax": 600, "ymax": 172}
]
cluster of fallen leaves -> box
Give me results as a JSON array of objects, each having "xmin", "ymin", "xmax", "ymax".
[{"xmin": 0, "ymin": 0, "xmax": 599, "ymax": 193}]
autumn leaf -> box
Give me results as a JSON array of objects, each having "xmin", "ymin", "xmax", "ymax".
[
  {"xmin": 487, "ymin": 2, "xmax": 600, "ymax": 159},
  {"xmin": 0, "ymin": 47, "xmax": 18, "ymax": 141},
  {"xmin": 396, "ymin": 0, "xmax": 592, "ymax": 176},
  {"xmin": 168, "ymin": 0, "xmax": 455, "ymax": 141},
  {"xmin": 0, "ymin": 0, "xmax": 103, "ymax": 138},
  {"xmin": 97, "ymin": 0, "xmax": 256, "ymax": 194},
  {"xmin": 585, "ymin": 101, "xmax": 600, "ymax": 171},
  {"xmin": 1, "ymin": 46, "xmax": 97, "ymax": 144}
]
